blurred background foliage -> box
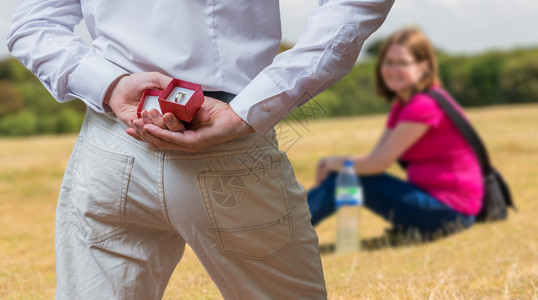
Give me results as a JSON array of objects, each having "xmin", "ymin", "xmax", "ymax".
[
  {"xmin": 285, "ymin": 41, "xmax": 538, "ymax": 120},
  {"xmin": 1, "ymin": 42, "xmax": 537, "ymax": 136},
  {"xmin": 0, "ymin": 58, "xmax": 85, "ymax": 136}
]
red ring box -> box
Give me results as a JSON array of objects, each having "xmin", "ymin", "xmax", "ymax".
[
  {"xmin": 137, "ymin": 89, "xmax": 161, "ymax": 118},
  {"xmin": 137, "ymin": 78, "xmax": 204, "ymax": 122}
]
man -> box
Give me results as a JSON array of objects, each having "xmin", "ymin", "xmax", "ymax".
[{"xmin": 7, "ymin": 0, "xmax": 393, "ymax": 298}]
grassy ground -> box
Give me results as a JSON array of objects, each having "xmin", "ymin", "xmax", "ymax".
[{"xmin": 1, "ymin": 104, "xmax": 537, "ymax": 299}]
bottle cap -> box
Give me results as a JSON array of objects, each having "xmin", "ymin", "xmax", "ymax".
[{"xmin": 343, "ymin": 159, "xmax": 354, "ymax": 167}]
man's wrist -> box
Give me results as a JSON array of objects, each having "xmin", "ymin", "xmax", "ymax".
[
  {"xmin": 103, "ymin": 74, "xmax": 129, "ymax": 112},
  {"xmin": 232, "ymin": 112, "xmax": 255, "ymax": 137},
  {"xmin": 239, "ymin": 121, "xmax": 255, "ymax": 135}
]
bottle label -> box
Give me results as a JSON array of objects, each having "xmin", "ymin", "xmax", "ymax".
[{"xmin": 335, "ymin": 187, "xmax": 363, "ymax": 207}]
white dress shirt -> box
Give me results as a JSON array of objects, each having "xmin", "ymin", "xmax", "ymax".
[{"xmin": 7, "ymin": 0, "xmax": 393, "ymax": 134}]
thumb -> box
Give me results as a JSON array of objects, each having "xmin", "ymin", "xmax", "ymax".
[
  {"xmin": 191, "ymin": 106, "xmax": 211, "ymax": 125},
  {"xmin": 147, "ymin": 72, "xmax": 173, "ymax": 90}
]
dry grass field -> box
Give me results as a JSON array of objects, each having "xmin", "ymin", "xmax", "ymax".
[{"xmin": 1, "ymin": 104, "xmax": 537, "ymax": 299}]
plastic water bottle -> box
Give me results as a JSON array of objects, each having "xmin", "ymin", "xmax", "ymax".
[{"xmin": 335, "ymin": 159, "xmax": 363, "ymax": 253}]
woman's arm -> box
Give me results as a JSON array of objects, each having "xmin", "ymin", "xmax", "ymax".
[
  {"xmin": 353, "ymin": 122, "xmax": 429, "ymax": 173},
  {"xmin": 372, "ymin": 127, "xmax": 393, "ymax": 153},
  {"xmin": 315, "ymin": 128, "xmax": 390, "ymax": 185},
  {"xmin": 316, "ymin": 122, "xmax": 429, "ymax": 184}
]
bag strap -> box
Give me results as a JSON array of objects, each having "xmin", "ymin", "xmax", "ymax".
[{"xmin": 425, "ymin": 89, "xmax": 493, "ymax": 175}]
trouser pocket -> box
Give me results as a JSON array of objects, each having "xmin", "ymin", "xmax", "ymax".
[
  {"xmin": 198, "ymin": 161, "xmax": 294, "ymax": 259},
  {"xmin": 69, "ymin": 137, "xmax": 134, "ymax": 244}
]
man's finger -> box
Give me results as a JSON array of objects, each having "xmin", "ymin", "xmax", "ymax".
[
  {"xmin": 188, "ymin": 106, "xmax": 211, "ymax": 128},
  {"xmin": 147, "ymin": 72, "xmax": 173, "ymax": 90},
  {"xmin": 132, "ymin": 119, "xmax": 173, "ymax": 149},
  {"xmin": 140, "ymin": 111, "xmax": 154, "ymax": 126},
  {"xmin": 125, "ymin": 128, "xmax": 144, "ymax": 141},
  {"xmin": 195, "ymin": 106, "xmax": 211, "ymax": 123},
  {"xmin": 132, "ymin": 119, "xmax": 150, "ymax": 139},
  {"xmin": 143, "ymin": 109, "xmax": 168, "ymax": 129},
  {"xmin": 143, "ymin": 124, "xmax": 201, "ymax": 152},
  {"xmin": 144, "ymin": 124, "xmax": 185, "ymax": 143},
  {"xmin": 162, "ymin": 113, "xmax": 185, "ymax": 132}
]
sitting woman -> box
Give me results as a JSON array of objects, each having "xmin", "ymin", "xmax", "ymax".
[{"xmin": 308, "ymin": 28, "xmax": 483, "ymax": 238}]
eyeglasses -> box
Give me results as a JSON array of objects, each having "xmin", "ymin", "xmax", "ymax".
[{"xmin": 381, "ymin": 59, "xmax": 417, "ymax": 69}]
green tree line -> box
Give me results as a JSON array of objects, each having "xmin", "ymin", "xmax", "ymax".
[
  {"xmin": 0, "ymin": 58, "xmax": 86, "ymax": 136},
  {"xmin": 311, "ymin": 46, "xmax": 538, "ymax": 119},
  {"xmin": 1, "ymin": 46, "xmax": 537, "ymax": 136}
]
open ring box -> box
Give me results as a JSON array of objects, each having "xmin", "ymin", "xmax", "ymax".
[{"xmin": 137, "ymin": 78, "xmax": 204, "ymax": 122}]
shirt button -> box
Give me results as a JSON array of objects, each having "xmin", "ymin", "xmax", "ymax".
[{"xmin": 262, "ymin": 104, "xmax": 270, "ymax": 112}]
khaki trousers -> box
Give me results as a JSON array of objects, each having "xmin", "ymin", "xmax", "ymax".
[{"xmin": 55, "ymin": 108, "xmax": 326, "ymax": 299}]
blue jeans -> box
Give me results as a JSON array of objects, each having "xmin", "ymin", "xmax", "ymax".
[{"xmin": 308, "ymin": 172, "xmax": 475, "ymax": 236}]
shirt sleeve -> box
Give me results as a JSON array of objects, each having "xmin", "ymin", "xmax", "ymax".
[
  {"xmin": 230, "ymin": 0, "xmax": 394, "ymax": 134},
  {"xmin": 399, "ymin": 94, "xmax": 444, "ymax": 128},
  {"xmin": 6, "ymin": 0, "xmax": 129, "ymax": 113},
  {"xmin": 386, "ymin": 100, "xmax": 402, "ymax": 129}
]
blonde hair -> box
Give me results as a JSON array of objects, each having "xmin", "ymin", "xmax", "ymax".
[{"xmin": 375, "ymin": 27, "xmax": 441, "ymax": 101}]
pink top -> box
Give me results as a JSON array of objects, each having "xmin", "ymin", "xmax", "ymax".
[{"xmin": 386, "ymin": 88, "xmax": 483, "ymax": 215}]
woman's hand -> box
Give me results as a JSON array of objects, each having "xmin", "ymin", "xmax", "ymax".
[{"xmin": 315, "ymin": 156, "xmax": 347, "ymax": 186}]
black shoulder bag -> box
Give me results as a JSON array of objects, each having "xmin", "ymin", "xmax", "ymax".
[{"xmin": 424, "ymin": 90, "xmax": 517, "ymax": 222}]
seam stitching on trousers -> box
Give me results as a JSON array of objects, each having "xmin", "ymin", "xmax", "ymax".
[
  {"xmin": 164, "ymin": 145, "xmax": 276, "ymax": 160},
  {"xmin": 87, "ymin": 112, "xmax": 161, "ymax": 155},
  {"xmin": 158, "ymin": 151, "xmax": 175, "ymax": 228}
]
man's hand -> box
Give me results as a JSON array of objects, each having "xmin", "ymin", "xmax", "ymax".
[
  {"xmin": 104, "ymin": 72, "xmax": 174, "ymax": 128},
  {"xmin": 126, "ymin": 97, "xmax": 254, "ymax": 152}
]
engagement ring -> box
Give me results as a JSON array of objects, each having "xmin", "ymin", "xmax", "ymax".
[{"xmin": 175, "ymin": 92, "xmax": 186, "ymax": 103}]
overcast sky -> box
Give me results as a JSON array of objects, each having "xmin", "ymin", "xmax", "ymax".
[{"xmin": 1, "ymin": 0, "xmax": 538, "ymax": 60}]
